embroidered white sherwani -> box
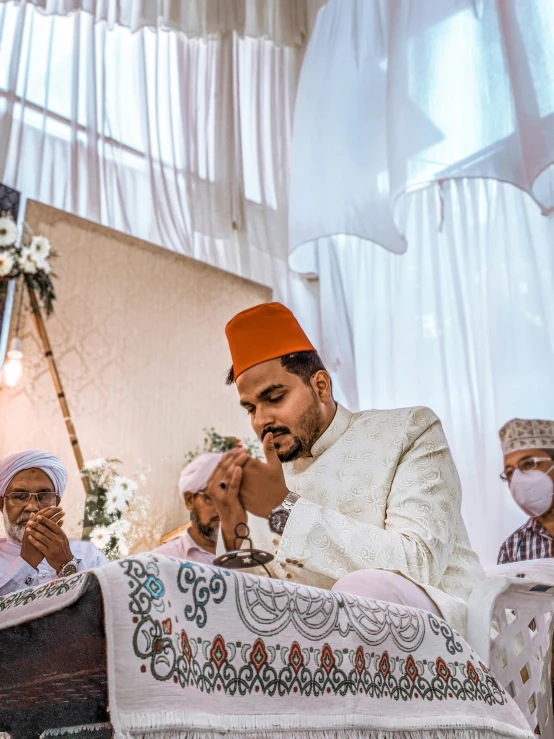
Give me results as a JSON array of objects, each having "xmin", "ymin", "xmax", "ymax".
[{"xmin": 228, "ymin": 404, "xmax": 484, "ymax": 639}]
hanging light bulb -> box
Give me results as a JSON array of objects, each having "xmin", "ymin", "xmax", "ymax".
[{"xmin": 3, "ymin": 337, "xmax": 23, "ymax": 388}]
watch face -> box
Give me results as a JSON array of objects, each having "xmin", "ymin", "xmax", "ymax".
[
  {"xmin": 60, "ymin": 562, "xmax": 78, "ymax": 577},
  {"xmin": 269, "ymin": 508, "xmax": 289, "ymax": 535}
]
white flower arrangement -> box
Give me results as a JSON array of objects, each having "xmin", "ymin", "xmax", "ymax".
[
  {"xmin": 81, "ymin": 458, "xmax": 144, "ymax": 560},
  {"xmin": 184, "ymin": 427, "xmax": 263, "ymax": 465},
  {"xmin": 0, "ymin": 213, "xmax": 56, "ymax": 314}
]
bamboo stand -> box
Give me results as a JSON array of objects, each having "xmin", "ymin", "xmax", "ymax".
[{"xmin": 26, "ymin": 279, "xmax": 90, "ymax": 501}]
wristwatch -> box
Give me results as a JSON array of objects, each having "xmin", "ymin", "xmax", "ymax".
[
  {"xmin": 57, "ymin": 557, "xmax": 80, "ymax": 577},
  {"xmin": 268, "ymin": 491, "xmax": 299, "ymax": 535}
]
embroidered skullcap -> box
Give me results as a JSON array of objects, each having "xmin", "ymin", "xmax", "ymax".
[
  {"xmin": 0, "ymin": 450, "xmax": 67, "ymax": 497},
  {"xmin": 178, "ymin": 453, "xmax": 223, "ymax": 497},
  {"xmin": 499, "ymin": 419, "xmax": 554, "ymax": 455},
  {"xmin": 225, "ymin": 302, "xmax": 316, "ymax": 379}
]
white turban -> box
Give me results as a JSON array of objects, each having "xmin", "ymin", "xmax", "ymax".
[
  {"xmin": 0, "ymin": 450, "xmax": 67, "ymax": 498},
  {"xmin": 179, "ymin": 453, "xmax": 223, "ymax": 497}
]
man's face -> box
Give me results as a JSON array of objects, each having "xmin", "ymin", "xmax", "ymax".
[
  {"xmin": 185, "ymin": 491, "xmax": 220, "ymax": 543},
  {"xmin": 236, "ymin": 358, "xmax": 328, "ymax": 462},
  {"xmin": 0, "ymin": 468, "xmax": 58, "ymax": 542},
  {"xmin": 503, "ymin": 448, "xmax": 554, "ymax": 485}
]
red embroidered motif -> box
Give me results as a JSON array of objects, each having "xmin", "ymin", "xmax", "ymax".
[
  {"xmin": 289, "ymin": 641, "xmax": 304, "ymax": 675},
  {"xmin": 210, "ymin": 634, "xmax": 228, "ymax": 671}
]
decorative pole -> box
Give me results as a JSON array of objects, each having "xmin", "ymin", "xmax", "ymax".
[{"xmin": 25, "ymin": 278, "xmax": 90, "ymax": 501}]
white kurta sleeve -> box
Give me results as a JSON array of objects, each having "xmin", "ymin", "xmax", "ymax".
[
  {"xmin": 0, "ymin": 556, "xmax": 39, "ymax": 595},
  {"xmin": 74, "ymin": 542, "xmax": 109, "ymax": 570},
  {"xmin": 277, "ymin": 407, "xmax": 460, "ymax": 588}
]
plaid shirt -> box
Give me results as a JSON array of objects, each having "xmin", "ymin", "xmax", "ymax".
[{"xmin": 498, "ymin": 517, "xmax": 554, "ymax": 564}]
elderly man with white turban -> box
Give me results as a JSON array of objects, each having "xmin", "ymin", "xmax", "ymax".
[
  {"xmin": 153, "ymin": 453, "xmax": 222, "ymax": 565},
  {"xmin": 0, "ymin": 450, "xmax": 108, "ymax": 595}
]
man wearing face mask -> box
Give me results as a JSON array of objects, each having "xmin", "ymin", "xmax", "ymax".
[{"xmin": 498, "ymin": 418, "xmax": 554, "ymax": 563}]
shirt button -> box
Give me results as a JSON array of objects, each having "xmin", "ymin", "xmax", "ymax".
[{"xmin": 286, "ymin": 573, "xmax": 292, "ymax": 579}]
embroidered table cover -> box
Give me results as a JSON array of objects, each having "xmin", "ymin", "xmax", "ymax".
[{"xmin": 0, "ymin": 555, "xmax": 533, "ymax": 738}]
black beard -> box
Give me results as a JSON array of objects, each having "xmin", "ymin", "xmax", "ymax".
[
  {"xmin": 190, "ymin": 508, "xmax": 219, "ymax": 543},
  {"xmin": 262, "ymin": 397, "xmax": 324, "ymax": 463}
]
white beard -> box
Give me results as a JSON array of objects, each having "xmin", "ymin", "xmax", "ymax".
[{"xmin": 2, "ymin": 506, "xmax": 28, "ymax": 543}]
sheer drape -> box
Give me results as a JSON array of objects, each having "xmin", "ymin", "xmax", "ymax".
[
  {"xmin": 16, "ymin": 0, "xmax": 325, "ymax": 43},
  {"xmin": 289, "ymin": 0, "xmax": 554, "ymax": 262},
  {"xmin": 306, "ymin": 179, "xmax": 554, "ymax": 565},
  {"xmin": 0, "ymin": 0, "xmax": 309, "ymax": 298}
]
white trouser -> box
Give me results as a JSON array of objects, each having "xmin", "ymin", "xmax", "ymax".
[{"xmin": 331, "ymin": 569, "xmax": 440, "ymax": 615}]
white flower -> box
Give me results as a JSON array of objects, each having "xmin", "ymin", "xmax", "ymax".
[
  {"xmin": 90, "ymin": 525, "xmax": 113, "ymax": 550},
  {"xmin": 19, "ymin": 248, "xmax": 37, "ymax": 274},
  {"xmin": 35, "ymin": 256, "xmax": 51, "ymax": 275},
  {"xmin": 105, "ymin": 477, "xmax": 136, "ymax": 514},
  {"xmin": 0, "ymin": 216, "xmax": 17, "ymax": 247},
  {"xmin": 29, "ymin": 235, "xmax": 51, "ymax": 259},
  {"xmin": 108, "ymin": 518, "xmax": 131, "ymax": 536},
  {"xmin": 107, "ymin": 519, "xmax": 130, "ymax": 556},
  {"xmin": 114, "ymin": 476, "xmax": 138, "ymax": 497},
  {"xmin": 105, "ymin": 487, "xmax": 130, "ymax": 515},
  {"xmin": 83, "ymin": 458, "xmax": 107, "ymax": 471},
  {"xmin": 0, "ymin": 251, "xmax": 15, "ymax": 277},
  {"xmin": 117, "ymin": 538, "xmax": 129, "ymax": 556}
]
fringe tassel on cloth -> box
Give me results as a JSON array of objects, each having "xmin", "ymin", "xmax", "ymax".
[{"xmin": 112, "ymin": 711, "xmax": 532, "ymax": 739}]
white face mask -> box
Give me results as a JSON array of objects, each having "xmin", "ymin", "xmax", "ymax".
[{"xmin": 510, "ymin": 466, "xmax": 554, "ymax": 517}]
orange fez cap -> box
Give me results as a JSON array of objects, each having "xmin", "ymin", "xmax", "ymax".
[{"xmin": 225, "ymin": 302, "xmax": 316, "ymax": 379}]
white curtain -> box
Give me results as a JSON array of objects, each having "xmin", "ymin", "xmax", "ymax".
[
  {"xmin": 289, "ymin": 0, "xmax": 554, "ymax": 261},
  {"xmin": 303, "ymin": 179, "xmax": 554, "ymax": 566},
  {"xmin": 16, "ymin": 0, "xmax": 325, "ymax": 43},
  {"xmin": 0, "ymin": 0, "xmax": 321, "ymax": 300}
]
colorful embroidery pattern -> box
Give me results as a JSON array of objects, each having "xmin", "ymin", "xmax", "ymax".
[
  {"xmin": 0, "ymin": 571, "xmax": 88, "ymax": 613},
  {"xmin": 124, "ymin": 557, "xmax": 505, "ymax": 706}
]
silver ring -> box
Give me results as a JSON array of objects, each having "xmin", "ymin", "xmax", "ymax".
[{"xmin": 219, "ymin": 481, "xmax": 227, "ymax": 490}]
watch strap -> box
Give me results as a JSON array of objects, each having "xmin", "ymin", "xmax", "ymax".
[{"xmin": 280, "ymin": 490, "xmax": 299, "ymax": 514}]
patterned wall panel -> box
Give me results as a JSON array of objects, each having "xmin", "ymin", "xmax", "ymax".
[{"xmin": 0, "ymin": 201, "xmax": 271, "ymax": 549}]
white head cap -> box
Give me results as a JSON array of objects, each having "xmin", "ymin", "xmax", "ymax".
[
  {"xmin": 499, "ymin": 418, "xmax": 554, "ymax": 455},
  {"xmin": 178, "ymin": 453, "xmax": 223, "ymax": 497},
  {"xmin": 0, "ymin": 450, "xmax": 67, "ymax": 498}
]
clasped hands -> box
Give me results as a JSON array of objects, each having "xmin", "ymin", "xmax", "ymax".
[
  {"xmin": 206, "ymin": 433, "xmax": 289, "ymax": 551},
  {"xmin": 21, "ymin": 506, "xmax": 73, "ymax": 574}
]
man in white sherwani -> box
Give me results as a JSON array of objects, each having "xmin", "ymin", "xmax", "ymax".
[{"xmin": 209, "ymin": 302, "xmax": 484, "ymax": 639}]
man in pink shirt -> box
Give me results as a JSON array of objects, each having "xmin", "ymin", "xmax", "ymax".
[{"xmin": 153, "ymin": 453, "xmax": 222, "ymax": 565}]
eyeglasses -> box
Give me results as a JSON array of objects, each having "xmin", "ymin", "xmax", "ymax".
[
  {"xmin": 500, "ymin": 457, "xmax": 553, "ymax": 483},
  {"xmin": 5, "ymin": 492, "xmax": 57, "ymax": 506}
]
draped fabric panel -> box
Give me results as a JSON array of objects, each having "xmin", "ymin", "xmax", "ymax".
[
  {"xmin": 289, "ymin": 0, "xmax": 554, "ymax": 262},
  {"xmin": 306, "ymin": 179, "xmax": 554, "ymax": 566},
  {"xmin": 0, "ymin": 0, "xmax": 308, "ymax": 299},
  {"xmin": 13, "ymin": 0, "xmax": 326, "ymax": 44}
]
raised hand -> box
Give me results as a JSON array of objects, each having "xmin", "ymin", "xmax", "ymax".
[
  {"xmin": 238, "ymin": 433, "xmax": 289, "ymax": 518},
  {"xmin": 21, "ymin": 507, "xmax": 64, "ymax": 570},
  {"xmin": 26, "ymin": 511, "xmax": 73, "ymax": 574},
  {"xmin": 206, "ymin": 448, "xmax": 249, "ymax": 551}
]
